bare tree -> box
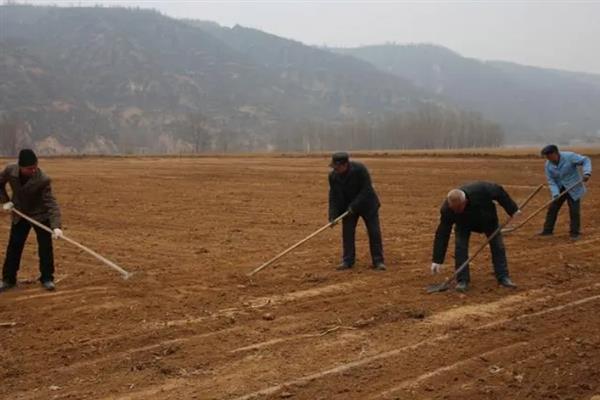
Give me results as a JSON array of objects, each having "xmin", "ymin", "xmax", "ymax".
[
  {"xmin": 0, "ymin": 114, "xmax": 31, "ymax": 156},
  {"xmin": 0, "ymin": 119, "xmax": 18, "ymax": 156},
  {"xmin": 186, "ymin": 112, "xmax": 210, "ymax": 153}
]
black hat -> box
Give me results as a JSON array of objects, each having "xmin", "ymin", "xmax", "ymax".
[
  {"xmin": 540, "ymin": 144, "xmax": 559, "ymax": 156},
  {"xmin": 329, "ymin": 151, "xmax": 349, "ymax": 167},
  {"xmin": 18, "ymin": 149, "xmax": 38, "ymax": 167}
]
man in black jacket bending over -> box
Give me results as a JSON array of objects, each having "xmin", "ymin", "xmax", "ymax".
[
  {"xmin": 329, "ymin": 152, "xmax": 385, "ymax": 271},
  {"xmin": 431, "ymin": 181, "xmax": 521, "ymax": 292}
]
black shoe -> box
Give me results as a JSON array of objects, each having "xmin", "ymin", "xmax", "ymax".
[
  {"xmin": 336, "ymin": 263, "xmax": 353, "ymax": 271},
  {"xmin": 455, "ymin": 281, "xmax": 469, "ymax": 293},
  {"xmin": 538, "ymin": 230, "xmax": 553, "ymax": 237},
  {"xmin": 0, "ymin": 281, "xmax": 16, "ymax": 293},
  {"xmin": 498, "ymin": 277, "xmax": 517, "ymax": 289},
  {"xmin": 570, "ymin": 233, "xmax": 581, "ymax": 241},
  {"xmin": 373, "ymin": 262, "xmax": 386, "ymax": 271},
  {"xmin": 41, "ymin": 280, "xmax": 56, "ymax": 291}
]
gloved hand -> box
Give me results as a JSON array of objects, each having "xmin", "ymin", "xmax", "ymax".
[
  {"xmin": 52, "ymin": 228, "xmax": 63, "ymax": 239},
  {"xmin": 2, "ymin": 201, "xmax": 14, "ymax": 212},
  {"xmin": 583, "ymin": 174, "xmax": 591, "ymax": 183},
  {"xmin": 347, "ymin": 206, "xmax": 354, "ymax": 215},
  {"xmin": 431, "ymin": 262, "xmax": 442, "ymax": 274}
]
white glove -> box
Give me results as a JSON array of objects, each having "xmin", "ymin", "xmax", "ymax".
[
  {"xmin": 2, "ymin": 202, "xmax": 14, "ymax": 212},
  {"xmin": 431, "ymin": 263, "xmax": 442, "ymax": 274},
  {"xmin": 52, "ymin": 228, "xmax": 63, "ymax": 239}
]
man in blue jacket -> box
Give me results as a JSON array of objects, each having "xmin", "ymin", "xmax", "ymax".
[
  {"xmin": 328, "ymin": 152, "xmax": 385, "ymax": 271},
  {"xmin": 539, "ymin": 145, "xmax": 592, "ymax": 240}
]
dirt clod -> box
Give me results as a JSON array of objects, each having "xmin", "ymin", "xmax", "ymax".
[{"xmin": 262, "ymin": 313, "xmax": 276, "ymax": 321}]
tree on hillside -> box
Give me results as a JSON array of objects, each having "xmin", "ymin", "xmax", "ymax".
[
  {"xmin": 0, "ymin": 114, "xmax": 32, "ymax": 156},
  {"xmin": 0, "ymin": 119, "xmax": 18, "ymax": 156},
  {"xmin": 185, "ymin": 112, "xmax": 211, "ymax": 153}
]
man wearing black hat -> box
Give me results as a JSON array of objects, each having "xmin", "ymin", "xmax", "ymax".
[
  {"xmin": 0, "ymin": 149, "xmax": 63, "ymax": 292},
  {"xmin": 539, "ymin": 144, "xmax": 592, "ymax": 240},
  {"xmin": 328, "ymin": 152, "xmax": 385, "ymax": 271}
]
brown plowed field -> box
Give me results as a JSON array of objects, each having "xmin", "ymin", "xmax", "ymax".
[{"xmin": 1, "ymin": 154, "xmax": 599, "ymax": 400}]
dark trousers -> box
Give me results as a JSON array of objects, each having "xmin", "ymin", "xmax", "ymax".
[
  {"xmin": 342, "ymin": 210, "xmax": 384, "ymax": 266},
  {"xmin": 543, "ymin": 190, "xmax": 581, "ymax": 235},
  {"xmin": 2, "ymin": 219, "xmax": 54, "ymax": 284},
  {"xmin": 454, "ymin": 227, "xmax": 508, "ymax": 284}
]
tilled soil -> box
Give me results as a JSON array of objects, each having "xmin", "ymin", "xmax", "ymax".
[{"xmin": 0, "ymin": 155, "xmax": 599, "ymax": 400}]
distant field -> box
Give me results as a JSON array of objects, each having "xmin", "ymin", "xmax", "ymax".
[{"xmin": 1, "ymin": 155, "xmax": 599, "ymax": 399}]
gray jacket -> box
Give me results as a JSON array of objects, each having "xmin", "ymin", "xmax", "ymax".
[{"xmin": 0, "ymin": 164, "xmax": 62, "ymax": 229}]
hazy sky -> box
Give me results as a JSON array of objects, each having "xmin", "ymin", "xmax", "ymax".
[{"xmin": 16, "ymin": 1, "xmax": 600, "ymax": 74}]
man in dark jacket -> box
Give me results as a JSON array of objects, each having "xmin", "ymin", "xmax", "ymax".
[
  {"xmin": 431, "ymin": 181, "xmax": 520, "ymax": 292},
  {"xmin": 328, "ymin": 152, "xmax": 385, "ymax": 271},
  {"xmin": 0, "ymin": 149, "xmax": 63, "ymax": 292}
]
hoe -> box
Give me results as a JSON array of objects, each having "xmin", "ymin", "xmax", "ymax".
[
  {"xmin": 10, "ymin": 208, "xmax": 132, "ymax": 280},
  {"xmin": 502, "ymin": 179, "xmax": 584, "ymax": 234},
  {"xmin": 249, "ymin": 211, "xmax": 350, "ymax": 276}
]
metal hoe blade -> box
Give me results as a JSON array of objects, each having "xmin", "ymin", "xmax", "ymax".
[{"xmin": 426, "ymin": 281, "xmax": 450, "ymax": 293}]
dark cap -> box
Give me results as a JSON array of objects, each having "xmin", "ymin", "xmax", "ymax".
[
  {"xmin": 540, "ymin": 144, "xmax": 559, "ymax": 156},
  {"xmin": 329, "ymin": 151, "xmax": 349, "ymax": 167},
  {"xmin": 18, "ymin": 149, "xmax": 38, "ymax": 167}
]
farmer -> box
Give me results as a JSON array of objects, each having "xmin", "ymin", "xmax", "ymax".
[
  {"xmin": 328, "ymin": 152, "xmax": 385, "ymax": 271},
  {"xmin": 430, "ymin": 181, "xmax": 521, "ymax": 292},
  {"xmin": 539, "ymin": 144, "xmax": 592, "ymax": 240},
  {"xmin": 0, "ymin": 149, "xmax": 63, "ymax": 292}
]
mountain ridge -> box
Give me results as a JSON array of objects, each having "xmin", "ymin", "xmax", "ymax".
[
  {"xmin": 2, "ymin": 5, "xmax": 598, "ymax": 154},
  {"xmin": 334, "ymin": 43, "xmax": 600, "ymax": 142}
]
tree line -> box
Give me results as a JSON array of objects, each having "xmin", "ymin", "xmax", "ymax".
[
  {"xmin": 0, "ymin": 104, "xmax": 504, "ymax": 154},
  {"xmin": 272, "ymin": 105, "xmax": 504, "ymax": 152}
]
